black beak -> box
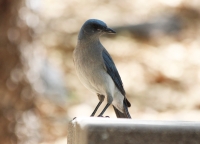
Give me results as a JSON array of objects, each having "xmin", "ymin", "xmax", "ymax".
[{"xmin": 104, "ymin": 27, "xmax": 116, "ymax": 34}]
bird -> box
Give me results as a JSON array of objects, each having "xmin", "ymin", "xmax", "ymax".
[{"xmin": 73, "ymin": 19, "xmax": 131, "ymax": 118}]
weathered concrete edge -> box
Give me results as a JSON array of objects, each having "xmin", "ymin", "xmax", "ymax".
[{"xmin": 67, "ymin": 117, "xmax": 200, "ymax": 144}]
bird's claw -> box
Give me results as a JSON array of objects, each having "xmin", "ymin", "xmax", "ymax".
[{"xmin": 97, "ymin": 115, "xmax": 110, "ymax": 118}]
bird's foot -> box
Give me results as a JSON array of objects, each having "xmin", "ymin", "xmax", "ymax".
[{"xmin": 97, "ymin": 115, "xmax": 110, "ymax": 118}]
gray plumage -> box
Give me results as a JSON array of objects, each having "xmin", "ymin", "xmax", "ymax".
[{"xmin": 73, "ymin": 19, "xmax": 131, "ymax": 118}]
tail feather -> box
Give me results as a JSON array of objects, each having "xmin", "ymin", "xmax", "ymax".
[{"xmin": 113, "ymin": 102, "xmax": 131, "ymax": 119}]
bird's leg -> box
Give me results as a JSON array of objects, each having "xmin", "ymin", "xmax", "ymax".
[
  {"xmin": 90, "ymin": 102, "xmax": 102, "ymax": 117},
  {"xmin": 98, "ymin": 103, "xmax": 110, "ymax": 117},
  {"xmin": 90, "ymin": 94, "xmax": 105, "ymax": 117},
  {"xmin": 98, "ymin": 94, "xmax": 113, "ymax": 117}
]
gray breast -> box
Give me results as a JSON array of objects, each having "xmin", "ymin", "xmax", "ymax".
[{"xmin": 73, "ymin": 42, "xmax": 106, "ymax": 93}]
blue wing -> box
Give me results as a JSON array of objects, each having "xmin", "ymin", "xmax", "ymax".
[
  {"xmin": 102, "ymin": 49, "xmax": 131, "ymax": 107},
  {"xmin": 102, "ymin": 49, "xmax": 126, "ymax": 96}
]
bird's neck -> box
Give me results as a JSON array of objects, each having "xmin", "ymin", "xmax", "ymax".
[
  {"xmin": 77, "ymin": 38, "xmax": 101, "ymax": 50},
  {"xmin": 78, "ymin": 35, "xmax": 100, "ymax": 48},
  {"xmin": 78, "ymin": 29, "xmax": 100, "ymax": 41}
]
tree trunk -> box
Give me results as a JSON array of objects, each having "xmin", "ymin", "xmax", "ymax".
[{"xmin": 0, "ymin": 0, "xmax": 34, "ymax": 143}]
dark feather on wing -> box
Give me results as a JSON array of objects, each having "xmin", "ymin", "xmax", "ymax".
[
  {"xmin": 102, "ymin": 49, "xmax": 125, "ymax": 96},
  {"xmin": 102, "ymin": 49, "xmax": 131, "ymax": 107}
]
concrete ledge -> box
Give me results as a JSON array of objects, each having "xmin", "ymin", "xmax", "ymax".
[{"xmin": 67, "ymin": 117, "xmax": 200, "ymax": 144}]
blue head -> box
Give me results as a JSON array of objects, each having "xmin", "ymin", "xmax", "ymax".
[{"xmin": 78, "ymin": 19, "xmax": 116, "ymax": 40}]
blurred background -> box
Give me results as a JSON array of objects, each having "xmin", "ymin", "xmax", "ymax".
[{"xmin": 1, "ymin": 0, "xmax": 200, "ymax": 143}]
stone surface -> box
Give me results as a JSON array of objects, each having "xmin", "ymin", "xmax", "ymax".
[{"xmin": 67, "ymin": 117, "xmax": 200, "ymax": 144}]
